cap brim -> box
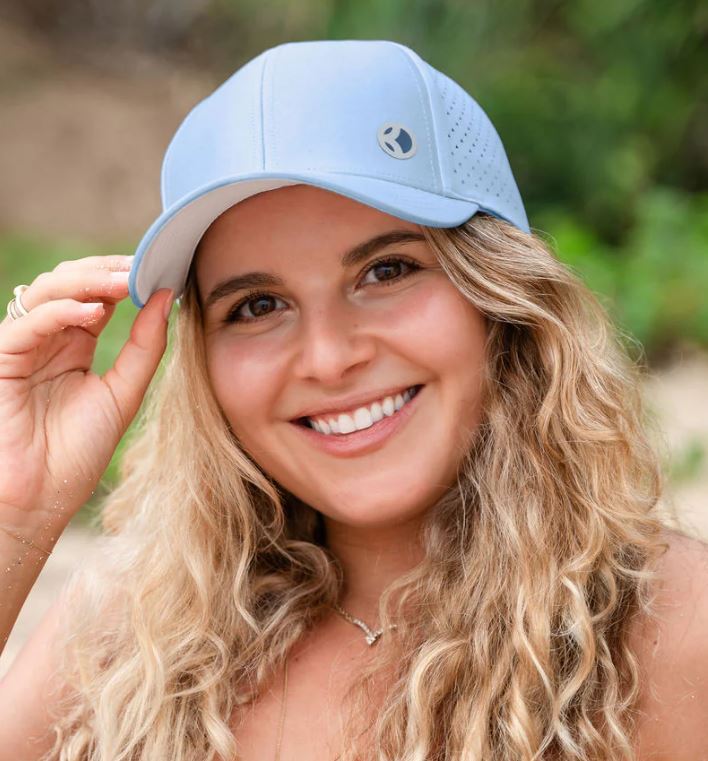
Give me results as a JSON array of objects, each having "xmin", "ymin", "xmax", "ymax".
[{"xmin": 128, "ymin": 171, "xmax": 480, "ymax": 308}]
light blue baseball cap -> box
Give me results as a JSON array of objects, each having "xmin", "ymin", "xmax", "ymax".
[{"xmin": 129, "ymin": 39, "xmax": 530, "ymax": 308}]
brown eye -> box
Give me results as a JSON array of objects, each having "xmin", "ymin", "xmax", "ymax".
[
  {"xmin": 373, "ymin": 261, "xmax": 403, "ymax": 280},
  {"xmin": 225, "ymin": 293, "xmax": 286, "ymax": 324},
  {"xmin": 247, "ymin": 296, "xmax": 277, "ymax": 317},
  {"xmin": 360, "ymin": 256, "xmax": 420, "ymax": 287}
]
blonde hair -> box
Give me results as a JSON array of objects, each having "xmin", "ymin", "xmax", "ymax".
[{"xmin": 42, "ymin": 212, "xmax": 672, "ymax": 761}]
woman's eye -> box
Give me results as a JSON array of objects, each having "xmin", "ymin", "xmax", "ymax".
[
  {"xmin": 224, "ymin": 293, "xmax": 286, "ymax": 324},
  {"xmin": 360, "ymin": 256, "xmax": 420, "ymax": 286}
]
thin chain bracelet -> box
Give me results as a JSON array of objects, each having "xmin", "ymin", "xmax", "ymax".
[{"xmin": 0, "ymin": 524, "xmax": 52, "ymax": 558}]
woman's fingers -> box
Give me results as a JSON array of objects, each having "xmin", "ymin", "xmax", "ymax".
[
  {"xmin": 16, "ymin": 264, "xmax": 131, "ymax": 313},
  {"xmin": 51, "ymin": 254, "xmax": 134, "ymax": 274},
  {"xmin": 0, "ymin": 297, "xmax": 108, "ymax": 358},
  {"xmin": 100, "ymin": 288, "xmax": 173, "ymax": 431},
  {"xmin": 0, "ymin": 254, "xmax": 134, "ymax": 340}
]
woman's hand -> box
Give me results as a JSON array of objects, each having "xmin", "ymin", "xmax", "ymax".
[{"xmin": 0, "ymin": 255, "xmax": 173, "ymax": 532}]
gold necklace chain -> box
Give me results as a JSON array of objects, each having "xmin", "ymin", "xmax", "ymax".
[{"xmin": 273, "ymin": 604, "xmax": 397, "ymax": 761}]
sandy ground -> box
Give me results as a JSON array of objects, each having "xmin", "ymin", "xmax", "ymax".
[{"xmin": 0, "ymin": 18, "xmax": 707, "ymax": 680}]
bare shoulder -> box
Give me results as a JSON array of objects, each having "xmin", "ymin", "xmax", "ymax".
[{"xmin": 628, "ymin": 526, "xmax": 708, "ymax": 759}]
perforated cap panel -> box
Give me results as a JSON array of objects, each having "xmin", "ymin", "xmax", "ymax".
[{"xmin": 432, "ymin": 69, "xmax": 528, "ymax": 231}]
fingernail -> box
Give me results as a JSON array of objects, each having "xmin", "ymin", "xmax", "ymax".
[{"xmin": 163, "ymin": 289, "xmax": 174, "ymax": 319}]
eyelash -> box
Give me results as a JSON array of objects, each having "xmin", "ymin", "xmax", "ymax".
[{"xmin": 223, "ymin": 255, "xmax": 422, "ymax": 325}]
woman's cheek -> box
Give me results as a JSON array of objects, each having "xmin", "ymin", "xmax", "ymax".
[
  {"xmin": 374, "ymin": 279, "xmax": 484, "ymax": 366},
  {"xmin": 207, "ymin": 337, "xmax": 285, "ymax": 424}
]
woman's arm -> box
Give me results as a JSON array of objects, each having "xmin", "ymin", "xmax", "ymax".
[{"xmin": 0, "ymin": 581, "xmax": 78, "ymax": 760}]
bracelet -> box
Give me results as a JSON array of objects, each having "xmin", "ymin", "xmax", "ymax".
[{"xmin": 0, "ymin": 523, "xmax": 53, "ymax": 557}]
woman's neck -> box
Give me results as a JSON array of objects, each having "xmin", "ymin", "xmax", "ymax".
[{"xmin": 323, "ymin": 514, "xmax": 425, "ymax": 623}]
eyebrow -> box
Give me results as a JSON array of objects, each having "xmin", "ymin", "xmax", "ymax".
[{"xmin": 203, "ymin": 229, "xmax": 426, "ymax": 311}]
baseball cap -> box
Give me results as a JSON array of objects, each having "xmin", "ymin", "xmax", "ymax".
[{"xmin": 128, "ymin": 39, "xmax": 530, "ymax": 309}]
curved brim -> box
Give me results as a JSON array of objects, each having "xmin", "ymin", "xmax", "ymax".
[{"xmin": 128, "ymin": 171, "xmax": 480, "ymax": 308}]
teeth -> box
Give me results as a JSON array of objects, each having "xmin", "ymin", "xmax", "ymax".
[
  {"xmin": 338, "ymin": 414, "xmax": 356, "ymax": 434},
  {"xmin": 370, "ymin": 401, "xmax": 384, "ymax": 422},
  {"xmin": 307, "ymin": 386, "xmax": 419, "ymax": 436},
  {"xmin": 353, "ymin": 407, "xmax": 373, "ymax": 430}
]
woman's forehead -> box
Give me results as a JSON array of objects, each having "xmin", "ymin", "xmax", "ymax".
[{"xmin": 194, "ymin": 185, "xmax": 425, "ymax": 277}]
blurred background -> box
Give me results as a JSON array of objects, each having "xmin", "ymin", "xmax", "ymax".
[{"xmin": 0, "ymin": 0, "xmax": 707, "ymax": 671}]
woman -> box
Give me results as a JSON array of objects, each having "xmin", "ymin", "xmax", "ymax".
[{"xmin": 0, "ymin": 39, "xmax": 706, "ymax": 761}]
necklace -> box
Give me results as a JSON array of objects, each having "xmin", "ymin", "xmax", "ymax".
[
  {"xmin": 273, "ymin": 603, "xmax": 398, "ymax": 761},
  {"xmin": 332, "ymin": 602, "xmax": 399, "ymax": 645}
]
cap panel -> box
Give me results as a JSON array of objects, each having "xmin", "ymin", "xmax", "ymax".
[
  {"xmin": 263, "ymin": 40, "xmax": 441, "ymax": 192},
  {"xmin": 429, "ymin": 69, "xmax": 529, "ymax": 232},
  {"xmin": 160, "ymin": 52, "xmax": 267, "ymax": 209}
]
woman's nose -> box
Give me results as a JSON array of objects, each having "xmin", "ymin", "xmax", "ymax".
[{"xmin": 292, "ymin": 304, "xmax": 377, "ymax": 384}]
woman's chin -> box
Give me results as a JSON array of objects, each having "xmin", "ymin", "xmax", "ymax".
[{"xmin": 312, "ymin": 483, "xmax": 441, "ymax": 529}]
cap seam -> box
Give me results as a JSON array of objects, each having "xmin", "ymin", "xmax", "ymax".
[
  {"xmin": 390, "ymin": 43, "xmax": 443, "ymax": 194},
  {"xmin": 267, "ymin": 44, "xmax": 282, "ymax": 170},
  {"xmin": 259, "ymin": 48, "xmax": 270, "ymax": 170}
]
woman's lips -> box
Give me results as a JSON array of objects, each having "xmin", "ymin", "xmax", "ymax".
[{"xmin": 289, "ymin": 385, "xmax": 425, "ymax": 458}]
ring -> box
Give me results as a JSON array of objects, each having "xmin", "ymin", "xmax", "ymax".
[{"xmin": 6, "ymin": 285, "xmax": 31, "ymax": 321}]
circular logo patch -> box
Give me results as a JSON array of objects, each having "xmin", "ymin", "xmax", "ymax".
[{"xmin": 377, "ymin": 123, "xmax": 417, "ymax": 159}]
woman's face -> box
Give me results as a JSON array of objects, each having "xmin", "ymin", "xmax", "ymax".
[{"xmin": 195, "ymin": 185, "xmax": 486, "ymax": 530}]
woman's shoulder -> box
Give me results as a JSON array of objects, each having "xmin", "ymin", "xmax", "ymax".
[{"xmin": 628, "ymin": 526, "xmax": 708, "ymax": 759}]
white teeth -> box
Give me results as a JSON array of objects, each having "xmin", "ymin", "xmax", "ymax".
[
  {"xmin": 306, "ymin": 386, "xmax": 420, "ymax": 436},
  {"xmin": 338, "ymin": 413, "xmax": 356, "ymax": 434},
  {"xmin": 370, "ymin": 401, "xmax": 384, "ymax": 422},
  {"xmin": 353, "ymin": 407, "xmax": 374, "ymax": 430}
]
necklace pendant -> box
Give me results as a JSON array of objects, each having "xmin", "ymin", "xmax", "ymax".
[{"xmin": 332, "ymin": 603, "xmax": 398, "ymax": 646}]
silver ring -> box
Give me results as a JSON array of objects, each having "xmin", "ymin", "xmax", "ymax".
[{"xmin": 6, "ymin": 284, "xmax": 30, "ymax": 321}]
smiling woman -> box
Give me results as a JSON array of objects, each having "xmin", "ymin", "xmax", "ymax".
[{"xmin": 3, "ymin": 37, "xmax": 706, "ymax": 761}]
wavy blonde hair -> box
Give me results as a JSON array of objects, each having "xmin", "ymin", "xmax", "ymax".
[{"xmin": 41, "ymin": 212, "xmax": 673, "ymax": 761}]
